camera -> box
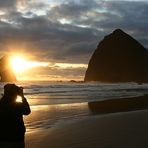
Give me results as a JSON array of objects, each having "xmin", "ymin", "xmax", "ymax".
[{"xmin": 17, "ymin": 86, "xmax": 23, "ymax": 96}]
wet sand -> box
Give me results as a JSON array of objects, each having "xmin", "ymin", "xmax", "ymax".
[
  {"xmin": 88, "ymin": 95, "xmax": 148, "ymax": 114},
  {"xmin": 26, "ymin": 109, "xmax": 148, "ymax": 148}
]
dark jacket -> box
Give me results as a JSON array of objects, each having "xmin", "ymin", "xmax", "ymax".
[{"xmin": 0, "ymin": 98, "xmax": 31, "ymax": 142}]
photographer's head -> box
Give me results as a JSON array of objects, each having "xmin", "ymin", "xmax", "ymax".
[{"xmin": 3, "ymin": 84, "xmax": 22, "ymax": 103}]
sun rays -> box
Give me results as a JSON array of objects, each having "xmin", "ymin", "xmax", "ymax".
[{"xmin": 10, "ymin": 55, "xmax": 49, "ymax": 74}]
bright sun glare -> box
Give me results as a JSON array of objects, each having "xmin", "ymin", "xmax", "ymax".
[
  {"xmin": 11, "ymin": 56, "xmax": 49, "ymax": 73},
  {"xmin": 11, "ymin": 56, "xmax": 33, "ymax": 73}
]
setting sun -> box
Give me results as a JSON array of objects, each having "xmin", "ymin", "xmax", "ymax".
[
  {"xmin": 11, "ymin": 56, "xmax": 31, "ymax": 73},
  {"xmin": 10, "ymin": 56, "xmax": 49, "ymax": 74}
]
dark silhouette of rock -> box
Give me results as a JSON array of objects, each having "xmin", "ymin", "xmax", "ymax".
[
  {"xmin": 85, "ymin": 29, "xmax": 148, "ymax": 83},
  {"xmin": 0, "ymin": 56, "xmax": 17, "ymax": 82}
]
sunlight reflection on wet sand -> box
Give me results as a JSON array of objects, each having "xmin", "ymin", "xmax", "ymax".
[{"xmin": 24, "ymin": 102, "xmax": 90, "ymax": 134}]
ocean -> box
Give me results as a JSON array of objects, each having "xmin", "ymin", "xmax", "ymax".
[{"xmin": 0, "ymin": 81, "xmax": 148, "ymax": 133}]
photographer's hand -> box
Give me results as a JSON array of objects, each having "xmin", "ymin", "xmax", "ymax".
[
  {"xmin": 19, "ymin": 87, "xmax": 24, "ymax": 98},
  {"xmin": 19, "ymin": 87, "xmax": 31, "ymax": 115},
  {"xmin": 19, "ymin": 88, "xmax": 27, "ymax": 103}
]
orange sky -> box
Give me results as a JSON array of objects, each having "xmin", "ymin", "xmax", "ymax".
[{"xmin": 10, "ymin": 54, "xmax": 87, "ymax": 81}]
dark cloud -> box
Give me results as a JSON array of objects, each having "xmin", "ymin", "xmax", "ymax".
[
  {"xmin": 48, "ymin": 0, "xmax": 98, "ymax": 20},
  {"xmin": 0, "ymin": 0, "xmax": 16, "ymax": 9},
  {"xmin": 90, "ymin": 1, "xmax": 148, "ymax": 44}
]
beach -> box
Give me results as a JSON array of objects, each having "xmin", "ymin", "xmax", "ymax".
[
  {"xmin": 26, "ymin": 109, "xmax": 148, "ymax": 148},
  {"xmin": 1, "ymin": 82, "xmax": 148, "ymax": 147}
]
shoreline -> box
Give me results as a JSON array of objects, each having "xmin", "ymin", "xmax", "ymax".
[
  {"xmin": 25, "ymin": 94, "xmax": 148, "ymax": 134},
  {"xmin": 25, "ymin": 95, "xmax": 148, "ymax": 148},
  {"xmin": 26, "ymin": 110, "xmax": 148, "ymax": 148}
]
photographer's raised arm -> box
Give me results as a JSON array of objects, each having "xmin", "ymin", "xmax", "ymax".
[
  {"xmin": 17, "ymin": 87, "xmax": 31, "ymax": 115},
  {"xmin": 21, "ymin": 96, "xmax": 31, "ymax": 115}
]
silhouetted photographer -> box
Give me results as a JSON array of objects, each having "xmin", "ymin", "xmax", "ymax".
[{"xmin": 0, "ymin": 84, "xmax": 31, "ymax": 148}]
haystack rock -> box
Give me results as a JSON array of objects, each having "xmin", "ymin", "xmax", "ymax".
[
  {"xmin": 0, "ymin": 56, "xmax": 17, "ymax": 82},
  {"xmin": 84, "ymin": 29, "xmax": 148, "ymax": 83}
]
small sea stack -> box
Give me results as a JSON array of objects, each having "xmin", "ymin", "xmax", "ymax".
[{"xmin": 0, "ymin": 56, "xmax": 17, "ymax": 82}]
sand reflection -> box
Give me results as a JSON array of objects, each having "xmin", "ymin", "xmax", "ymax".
[{"xmin": 24, "ymin": 102, "xmax": 89, "ymax": 134}]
